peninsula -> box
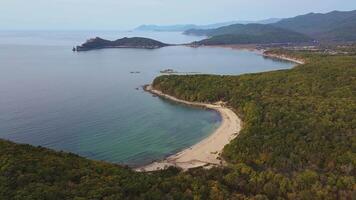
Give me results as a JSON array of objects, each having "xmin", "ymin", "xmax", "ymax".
[
  {"xmin": 75, "ymin": 37, "xmax": 169, "ymax": 51},
  {"xmin": 1, "ymin": 47, "xmax": 355, "ymax": 199}
]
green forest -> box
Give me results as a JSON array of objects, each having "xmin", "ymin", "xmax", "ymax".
[
  {"xmin": 194, "ymin": 33, "xmax": 311, "ymax": 45},
  {"xmin": 187, "ymin": 24, "xmax": 313, "ymax": 45},
  {"xmin": 187, "ymin": 10, "xmax": 356, "ymax": 44},
  {"xmin": 1, "ymin": 50, "xmax": 355, "ymax": 199}
]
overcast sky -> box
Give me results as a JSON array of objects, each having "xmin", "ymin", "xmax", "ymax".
[{"xmin": 1, "ymin": 0, "xmax": 356, "ymax": 30}]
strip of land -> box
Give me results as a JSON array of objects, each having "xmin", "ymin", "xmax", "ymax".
[
  {"xmin": 136, "ymin": 85, "xmax": 242, "ymax": 172},
  {"xmin": 198, "ymin": 44, "xmax": 306, "ymax": 64},
  {"xmin": 261, "ymin": 51, "xmax": 305, "ymax": 64}
]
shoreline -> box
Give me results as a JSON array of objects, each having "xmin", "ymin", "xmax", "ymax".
[
  {"xmin": 213, "ymin": 45, "xmax": 305, "ymax": 65},
  {"xmin": 209, "ymin": 44, "xmax": 260, "ymax": 52},
  {"xmin": 136, "ymin": 85, "xmax": 242, "ymax": 172},
  {"xmin": 261, "ymin": 52, "xmax": 305, "ymax": 65},
  {"xmin": 136, "ymin": 47, "xmax": 303, "ymax": 172},
  {"xmin": 188, "ymin": 44, "xmax": 305, "ymax": 65}
]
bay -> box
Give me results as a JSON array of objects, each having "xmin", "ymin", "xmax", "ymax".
[{"xmin": 0, "ymin": 31, "xmax": 294, "ymax": 166}]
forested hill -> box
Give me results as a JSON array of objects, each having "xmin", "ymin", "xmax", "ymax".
[
  {"xmin": 1, "ymin": 51, "xmax": 355, "ymax": 199},
  {"xmin": 193, "ymin": 32, "xmax": 312, "ymax": 45},
  {"xmin": 153, "ymin": 52, "xmax": 356, "ymax": 199},
  {"xmin": 188, "ymin": 24, "xmax": 313, "ymax": 45},
  {"xmin": 76, "ymin": 37, "xmax": 169, "ymax": 51},
  {"xmin": 186, "ymin": 10, "xmax": 356, "ymax": 43},
  {"xmin": 273, "ymin": 10, "xmax": 356, "ymax": 42},
  {"xmin": 184, "ymin": 24, "xmax": 297, "ymax": 37}
]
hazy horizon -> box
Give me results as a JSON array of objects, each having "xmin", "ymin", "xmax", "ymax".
[{"xmin": 1, "ymin": 0, "xmax": 356, "ymax": 30}]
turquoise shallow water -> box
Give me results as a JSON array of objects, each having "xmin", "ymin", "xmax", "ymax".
[{"xmin": 0, "ymin": 31, "xmax": 294, "ymax": 166}]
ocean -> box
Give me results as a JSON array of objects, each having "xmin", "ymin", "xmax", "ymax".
[{"xmin": 0, "ymin": 30, "xmax": 294, "ymax": 166}]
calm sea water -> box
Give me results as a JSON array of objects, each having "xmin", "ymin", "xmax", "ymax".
[{"xmin": 0, "ymin": 31, "xmax": 294, "ymax": 166}]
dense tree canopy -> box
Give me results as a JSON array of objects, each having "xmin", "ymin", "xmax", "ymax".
[{"xmin": 1, "ymin": 50, "xmax": 355, "ymax": 199}]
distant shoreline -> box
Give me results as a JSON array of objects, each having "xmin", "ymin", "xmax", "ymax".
[
  {"xmin": 136, "ymin": 85, "xmax": 242, "ymax": 172},
  {"xmin": 188, "ymin": 44, "xmax": 306, "ymax": 65},
  {"xmin": 261, "ymin": 51, "xmax": 305, "ymax": 64}
]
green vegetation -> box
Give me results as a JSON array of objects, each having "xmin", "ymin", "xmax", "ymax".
[
  {"xmin": 1, "ymin": 51, "xmax": 355, "ymax": 199},
  {"xmin": 187, "ymin": 10, "xmax": 356, "ymax": 44},
  {"xmin": 185, "ymin": 24, "xmax": 307, "ymax": 38},
  {"xmin": 76, "ymin": 37, "xmax": 168, "ymax": 51},
  {"xmin": 153, "ymin": 51, "xmax": 356, "ymax": 199},
  {"xmin": 274, "ymin": 10, "xmax": 356, "ymax": 42},
  {"xmin": 186, "ymin": 24, "xmax": 312, "ymax": 45},
  {"xmin": 194, "ymin": 33, "xmax": 312, "ymax": 45}
]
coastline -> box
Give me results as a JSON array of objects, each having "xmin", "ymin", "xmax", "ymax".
[
  {"xmin": 209, "ymin": 44, "xmax": 260, "ymax": 52},
  {"xmin": 136, "ymin": 48, "xmax": 303, "ymax": 172},
  {"xmin": 188, "ymin": 44, "xmax": 306, "ymax": 65},
  {"xmin": 261, "ymin": 52, "xmax": 305, "ymax": 65},
  {"xmin": 136, "ymin": 85, "xmax": 242, "ymax": 172}
]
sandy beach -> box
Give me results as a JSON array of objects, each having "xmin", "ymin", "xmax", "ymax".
[
  {"xmin": 221, "ymin": 46, "xmax": 305, "ymax": 64},
  {"xmin": 261, "ymin": 52, "xmax": 305, "ymax": 64},
  {"xmin": 187, "ymin": 44, "xmax": 305, "ymax": 65},
  {"xmin": 136, "ymin": 85, "xmax": 242, "ymax": 172},
  {"xmin": 135, "ymin": 49, "xmax": 303, "ymax": 172}
]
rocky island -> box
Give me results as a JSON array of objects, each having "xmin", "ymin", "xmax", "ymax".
[{"xmin": 75, "ymin": 37, "xmax": 169, "ymax": 51}]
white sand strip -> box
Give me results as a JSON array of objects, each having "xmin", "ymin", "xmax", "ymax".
[
  {"xmin": 261, "ymin": 52, "xmax": 305, "ymax": 64},
  {"xmin": 136, "ymin": 85, "xmax": 242, "ymax": 172}
]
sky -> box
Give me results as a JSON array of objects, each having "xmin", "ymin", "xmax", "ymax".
[{"xmin": 1, "ymin": 0, "xmax": 356, "ymax": 30}]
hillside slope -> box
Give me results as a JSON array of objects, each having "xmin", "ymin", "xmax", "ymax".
[
  {"xmin": 273, "ymin": 10, "xmax": 356, "ymax": 41},
  {"xmin": 187, "ymin": 10, "xmax": 356, "ymax": 43},
  {"xmin": 187, "ymin": 24, "xmax": 313, "ymax": 45},
  {"xmin": 1, "ymin": 51, "xmax": 355, "ymax": 199},
  {"xmin": 184, "ymin": 23, "xmax": 302, "ymax": 37},
  {"xmin": 76, "ymin": 37, "xmax": 169, "ymax": 51}
]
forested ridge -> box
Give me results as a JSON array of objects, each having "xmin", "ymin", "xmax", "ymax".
[
  {"xmin": 186, "ymin": 10, "xmax": 356, "ymax": 43},
  {"xmin": 187, "ymin": 24, "xmax": 312, "ymax": 45},
  {"xmin": 76, "ymin": 37, "xmax": 168, "ymax": 51},
  {"xmin": 1, "ymin": 51, "xmax": 355, "ymax": 199},
  {"xmin": 153, "ymin": 51, "xmax": 356, "ymax": 199},
  {"xmin": 273, "ymin": 10, "xmax": 356, "ymax": 42}
]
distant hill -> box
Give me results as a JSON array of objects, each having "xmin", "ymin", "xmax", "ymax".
[
  {"xmin": 319, "ymin": 20, "xmax": 356, "ymax": 41},
  {"xmin": 135, "ymin": 24, "xmax": 200, "ymax": 32},
  {"xmin": 189, "ymin": 24, "xmax": 313, "ymax": 45},
  {"xmin": 76, "ymin": 37, "xmax": 168, "ymax": 51},
  {"xmin": 186, "ymin": 10, "xmax": 356, "ymax": 43},
  {"xmin": 273, "ymin": 10, "xmax": 356, "ymax": 42},
  {"xmin": 134, "ymin": 18, "xmax": 281, "ymax": 32}
]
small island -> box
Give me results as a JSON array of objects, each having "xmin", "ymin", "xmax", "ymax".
[{"xmin": 75, "ymin": 37, "xmax": 169, "ymax": 51}]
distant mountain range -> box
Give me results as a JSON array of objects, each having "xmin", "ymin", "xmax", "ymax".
[
  {"xmin": 191, "ymin": 24, "xmax": 313, "ymax": 45},
  {"xmin": 79, "ymin": 10, "xmax": 356, "ymax": 50},
  {"xmin": 187, "ymin": 10, "xmax": 356, "ymax": 45},
  {"xmin": 75, "ymin": 37, "xmax": 168, "ymax": 51},
  {"xmin": 134, "ymin": 18, "xmax": 281, "ymax": 32},
  {"xmin": 273, "ymin": 10, "xmax": 356, "ymax": 42}
]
